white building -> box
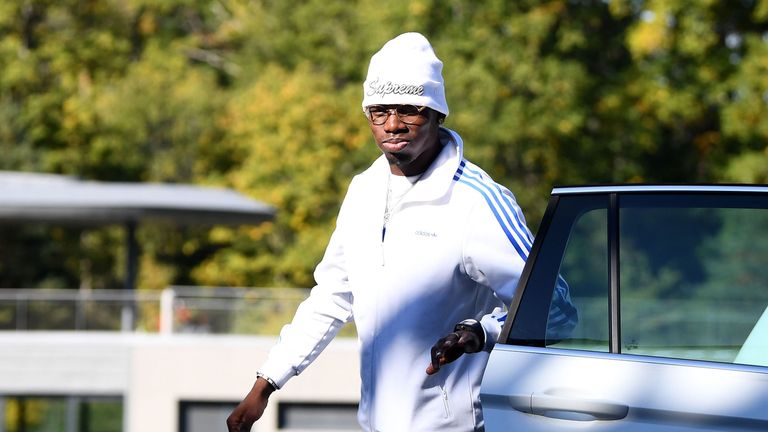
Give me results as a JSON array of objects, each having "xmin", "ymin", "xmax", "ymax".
[
  {"xmin": 0, "ymin": 288, "xmax": 361, "ymax": 432},
  {"xmin": 0, "ymin": 173, "xmax": 360, "ymax": 431}
]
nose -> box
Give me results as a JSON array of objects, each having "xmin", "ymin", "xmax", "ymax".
[{"xmin": 383, "ymin": 109, "xmax": 407, "ymax": 132}]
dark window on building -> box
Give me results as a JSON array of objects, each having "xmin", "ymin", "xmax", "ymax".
[
  {"xmin": 179, "ymin": 401, "xmax": 237, "ymax": 432},
  {"xmin": 278, "ymin": 402, "xmax": 359, "ymax": 430}
]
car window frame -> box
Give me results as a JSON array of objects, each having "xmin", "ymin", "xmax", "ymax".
[
  {"xmin": 500, "ymin": 193, "xmax": 611, "ymax": 347},
  {"xmin": 500, "ymin": 190, "xmax": 768, "ymax": 363}
]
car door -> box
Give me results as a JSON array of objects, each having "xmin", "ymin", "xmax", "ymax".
[{"xmin": 481, "ymin": 188, "xmax": 768, "ymax": 431}]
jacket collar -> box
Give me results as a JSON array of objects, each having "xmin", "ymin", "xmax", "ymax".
[{"xmin": 369, "ymin": 127, "xmax": 464, "ymax": 204}]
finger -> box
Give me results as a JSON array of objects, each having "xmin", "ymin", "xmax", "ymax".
[
  {"xmin": 428, "ymin": 333, "xmax": 461, "ymax": 375},
  {"xmin": 456, "ymin": 330, "xmax": 481, "ymax": 353},
  {"xmin": 427, "ymin": 350, "xmax": 449, "ymax": 375},
  {"xmin": 430, "ymin": 343, "xmax": 443, "ymax": 372},
  {"xmin": 440, "ymin": 333, "xmax": 459, "ymax": 351},
  {"xmin": 436, "ymin": 332, "xmax": 457, "ymax": 352},
  {"xmin": 456, "ymin": 332, "xmax": 473, "ymax": 348}
]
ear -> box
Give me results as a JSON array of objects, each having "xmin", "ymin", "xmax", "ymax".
[{"xmin": 429, "ymin": 108, "xmax": 446, "ymax": 125}]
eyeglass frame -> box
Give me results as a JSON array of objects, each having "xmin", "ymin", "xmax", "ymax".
[{"xmin": 364, "ymin": 104, "xmax": 430, "ymax": 126}]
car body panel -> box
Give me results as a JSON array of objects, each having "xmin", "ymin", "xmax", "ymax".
[
  {"xmin": 483, "ymin": 346, "xmax": 768, "ymax": 431},
  {"xmin": 482, "ymin": 185, "xmax": 768, "ymax": 431}
]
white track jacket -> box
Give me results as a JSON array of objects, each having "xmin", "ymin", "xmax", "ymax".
[{"xmin": 259, "ymin": 128, "xmax": 574, "ymax": 431}]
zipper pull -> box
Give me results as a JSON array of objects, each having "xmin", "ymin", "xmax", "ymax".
[{"xmin": 381, "ymin": 227, "xmax": 386, "ymax": 266}]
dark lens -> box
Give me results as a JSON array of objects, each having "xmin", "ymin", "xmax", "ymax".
[
  {"xmin": 366, "ymin": 106, "xmax": 387, "ymax": 124},
  {"xmin": 397, "ymin": 105, "xmax": 420, "ymax": 116}
]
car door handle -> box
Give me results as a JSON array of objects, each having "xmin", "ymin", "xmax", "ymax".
[
  {"xmin": 483, "ymin": 389, "xmax": 629, "ymax": 421},
  {"xmin": 530, "ymin": 390, "xmax": 629, "ymax": 421}
]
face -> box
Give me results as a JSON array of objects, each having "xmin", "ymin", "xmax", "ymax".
[{"xmin": 366, "ymin": 105, "xmax": 443, "ymax": 176}]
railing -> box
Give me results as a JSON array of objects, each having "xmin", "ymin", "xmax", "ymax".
[{"xmin": 0, "ymin": 286, "xmax": 311, "ymax": 335}]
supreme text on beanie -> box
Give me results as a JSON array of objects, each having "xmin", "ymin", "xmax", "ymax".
[{"xmin": 362, "ymin": 32, "xmax": 449, "ymax": 117}]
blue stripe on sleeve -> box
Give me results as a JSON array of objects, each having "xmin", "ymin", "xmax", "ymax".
[
  {"xmin": 463, "ymin": 167, "xmax": 533, "ymax": 252},
  {"xmin": 456, "ymin": 164, "xmax": 533, "ymax": 257},
  {"xmin": 455, "ymin": 174, "xmax": 529, "ymax": 261},
  {"xmin": 492, "ymin": 182, "xmax": 534, "ymax": 246}
]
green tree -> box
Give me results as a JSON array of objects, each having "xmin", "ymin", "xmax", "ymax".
[
  {"xmin": 0, "ymin": 0, "xmax": 232, "ymax": 290},
  {"xmin": 194, "ymin": 63, "xmax": 372, "ymax": 287},
  {"xmin": 3, "ymin": 0, "xmax": 768, "ymax": 292}
]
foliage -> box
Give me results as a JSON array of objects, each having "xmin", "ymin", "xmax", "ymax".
[{"xmin": 1, "ymin": 0, "xmax": 768, "ymax": 291}]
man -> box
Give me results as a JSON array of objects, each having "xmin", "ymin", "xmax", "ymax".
[{"xmin": 227, "ymin": 32, "xmax": 576, "ymax": 432}]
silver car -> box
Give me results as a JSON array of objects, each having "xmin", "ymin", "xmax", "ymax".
[{"xmin": 482, "ymin": 185, "xmax": 768, "ymax": 431}]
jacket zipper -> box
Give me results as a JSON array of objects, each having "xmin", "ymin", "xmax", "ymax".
[{"xmin": 439, "ymin": 384, "xmax": 451, "ymax": 419}]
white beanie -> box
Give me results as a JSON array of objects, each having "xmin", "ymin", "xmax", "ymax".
[{"xmin": 362, "ymin": 32, "xmax": 449, "ymax": 117}]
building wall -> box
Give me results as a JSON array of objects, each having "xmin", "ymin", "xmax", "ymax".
[{"xmin": 0, "ymin": 332, "xmax": 361, "ymax": 432}]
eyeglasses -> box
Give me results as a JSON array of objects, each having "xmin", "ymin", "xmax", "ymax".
[{"xmin": 365, "ymin": 105, "xmax": 429, "ymax": 125}]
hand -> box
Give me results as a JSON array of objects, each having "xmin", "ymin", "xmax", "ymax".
[
  {"xmin": 426, "ymin": 329, "xmax": 482, "ymax": 375},
  {"xmin": 226, "ymin": 378, "xmax": 275, "ymax": 431}
]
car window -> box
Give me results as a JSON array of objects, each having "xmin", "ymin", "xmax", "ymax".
[
  {"xmin": 511, "ymin": 192, "xmax": 768, "ymax": 368},
  {"xmin": 546, "ymin": 207, "xmax": 609, "ymax": 352},
  {"xmin": 620, "ymin": 199, "xmax": 768, "ymax": 366},
  {"xmin": 506, "ymin": 194, "xmax": 608, "ymax": 348}
]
